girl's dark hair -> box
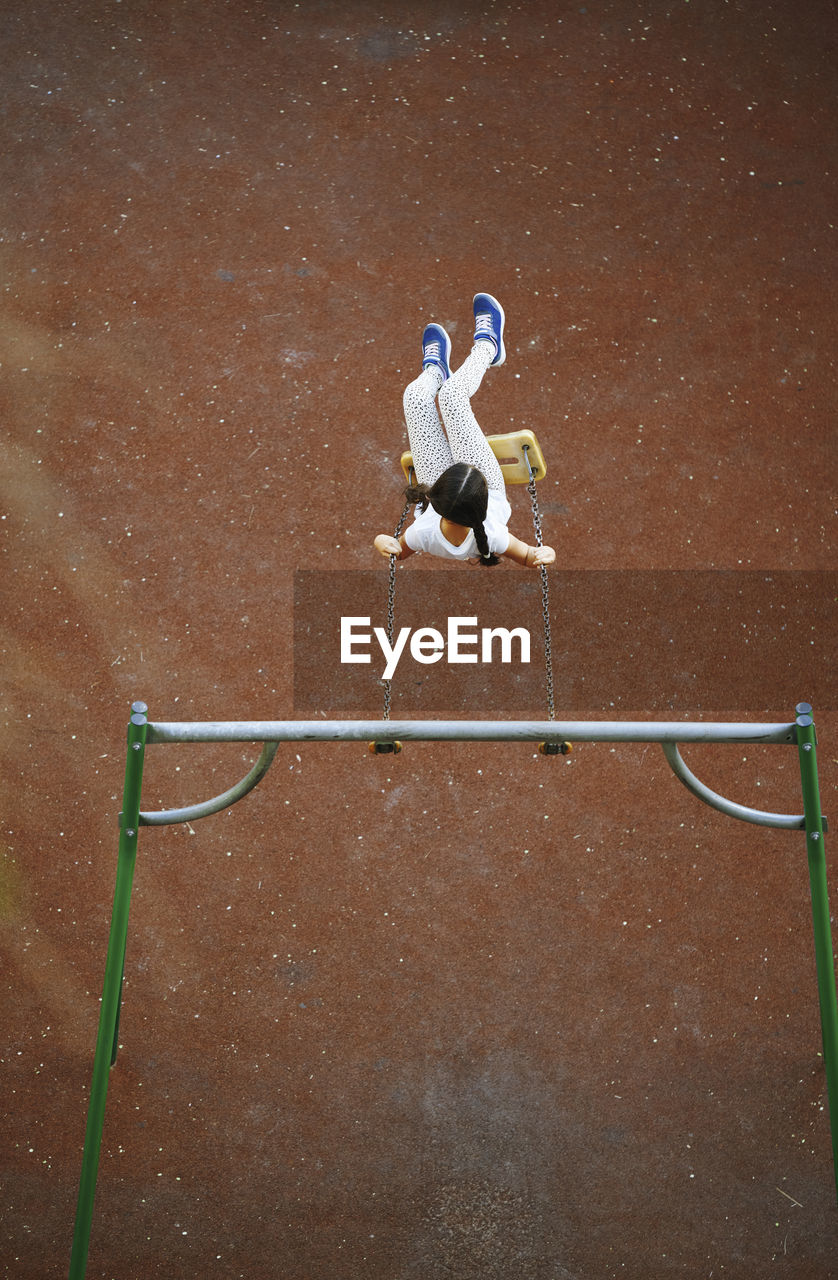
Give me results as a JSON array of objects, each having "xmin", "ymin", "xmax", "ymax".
[{"xmin": 405, "ymin": 462, "xmax": 500, "ymax": 566}]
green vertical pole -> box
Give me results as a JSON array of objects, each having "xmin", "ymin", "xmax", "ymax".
[
  {"xmin": 69, "ymin": 702, "xmax": 148, "ymax": 1279},
  {"xmin": 795, "ymin": 702, "xmax": 838, "ymax": 1203}
]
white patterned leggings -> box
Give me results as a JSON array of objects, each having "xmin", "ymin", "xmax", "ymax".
[{"xmin": 402, "ymin": 340, "xmax": 506, "ymax": 493}]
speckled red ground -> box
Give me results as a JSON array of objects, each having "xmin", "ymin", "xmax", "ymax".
[{"xmin": 2, "ymin": 2, "xmax": 837, "ymax": 1277}]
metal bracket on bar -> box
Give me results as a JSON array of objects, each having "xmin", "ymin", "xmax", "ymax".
[
  {"xmin": 138, "ymin": 742, "xmax": 279, "ymax": 827},
  {"xmin": 661, "ymin": 741, "xmax": 820, "ymax": 831}
]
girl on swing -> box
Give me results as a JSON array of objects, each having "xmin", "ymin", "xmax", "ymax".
[{"xmin": 373, "ymin": 293, "xmax": 557, "ymax": 568}]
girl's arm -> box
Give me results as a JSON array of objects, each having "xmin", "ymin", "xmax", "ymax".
[
  {"xmin": 502, "ymin": 534, "xmax": 556, "ymax": 567},
  {"xmin": 374, "ymin": 533, "xmax": 416, "ymax": 560}
]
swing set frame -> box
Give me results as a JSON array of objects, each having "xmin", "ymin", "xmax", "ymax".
[{"xmin": 68, "ymin": 701, "xmax": 838, "ymax": 1278}]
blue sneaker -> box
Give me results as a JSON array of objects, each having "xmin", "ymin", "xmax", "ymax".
[
  {"xmin": 421, "ymin": 323, "xmax": 452, "ymax": 381},
  {"xmin": 473, "ymin": 292, "xmax": 506, "ymax": 366}
]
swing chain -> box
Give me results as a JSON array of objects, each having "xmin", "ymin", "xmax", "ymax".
[
  {"xmin": 382, "ymin": 459, "xmax": 556, "ymax": 736},
  {"xmin": 526, "ymin": 469, "xmax": 555, "ymax": 722},
  {"xmin": 382, "ymin": 496, "xmax": 412, "ymax": 721}
]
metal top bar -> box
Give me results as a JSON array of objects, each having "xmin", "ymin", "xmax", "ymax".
[{"xmin": 144, "ymin": 719, "xmax": 798, "ymax": 746}]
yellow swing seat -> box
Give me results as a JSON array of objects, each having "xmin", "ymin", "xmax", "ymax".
[{"xmin": 400, "ymin": 429, "xmax": 547, "ymax": 486}]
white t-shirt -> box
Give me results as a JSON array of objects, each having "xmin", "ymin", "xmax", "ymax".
[{"xmin": 403, "ymin": 488, "xmax": 512, "ymax": 560}]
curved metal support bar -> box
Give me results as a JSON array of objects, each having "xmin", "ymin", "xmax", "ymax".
[
  {"xmin": 138, "ymin": 742, "xmax": 280, "ymax": 827},
  {"xmin": 661, "ymin": 742, "xmax": 805, "ymax": 830}
]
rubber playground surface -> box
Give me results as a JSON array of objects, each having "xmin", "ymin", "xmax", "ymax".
[{"xmin": 3, "ymin": 2, "xmax": 838, "ymax": 1277}]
